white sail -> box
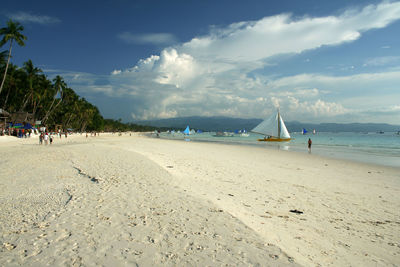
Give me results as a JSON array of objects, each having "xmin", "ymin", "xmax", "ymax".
[
  {"xmin": 279, "ymin": 115, "xmax": 291, "ymax": 139},
  {"xmin": 251, "ymin": 113, "xmax": 279, "ymax": 137},
  {"xmin": 251, "ymin": 110, "xmax": 291, "ymax": 139}
]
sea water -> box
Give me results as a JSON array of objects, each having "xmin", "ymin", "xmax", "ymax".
[{"xmin": 159, "ymin": 131, "xmax": 400, "ymax": 168}]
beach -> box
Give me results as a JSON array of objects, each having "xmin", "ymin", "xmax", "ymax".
[{"xmin": 1, "ymin": 133, "xmax": 399, "ymax": 266}]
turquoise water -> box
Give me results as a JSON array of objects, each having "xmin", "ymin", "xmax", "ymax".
[{"xmin": 158, "ymin": 131, "xmax": 400, "ymax": 168}]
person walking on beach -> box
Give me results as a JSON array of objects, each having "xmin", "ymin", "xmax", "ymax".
[
  {"xmin": 39, "ymin": 133, "xmax": 43, "ymax": 145},
  {"xmin": 308, "ymin": 138, "xmax": 312, "ymax": 153}
]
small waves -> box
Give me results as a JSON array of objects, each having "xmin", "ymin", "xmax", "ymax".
[{"xmin": 158, "ymin": 131, "xmax": 400, "ymax": 167}]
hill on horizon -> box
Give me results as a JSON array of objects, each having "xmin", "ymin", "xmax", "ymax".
[{"xmin": 135, "ymin": 116, "xmax": 400, "ymax": 133}]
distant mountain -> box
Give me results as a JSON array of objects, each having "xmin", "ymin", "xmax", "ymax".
[
  {"xmin": 136, "ymin": 116, "xmax": 261, "ymax": 131},
  {"xmin": 286, "ymin": 122, "xmax": 400, "ymax": 133},
  {"xmin": 135, "ymin": 116, "xmax": 400, "ymax": 132}
]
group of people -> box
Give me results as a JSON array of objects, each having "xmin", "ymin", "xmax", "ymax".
[
  {"xmin": 39, "ymin": 132, "xmax": 53, "ymax": 145},
  {"xmin": 0, "ymin": 128, "xmax": 33, "ymax": 138},
  {"xmin": 38, "ymin": 131, "xmax": 69, "ymax": 145},
  {"xmin": 86, "ymin": 132, "xmax": 98, "ymax": 138}
]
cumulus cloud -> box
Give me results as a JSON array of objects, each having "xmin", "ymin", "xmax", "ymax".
[
  {"xmin": 8, "ymin": 11, "xmax": 60, "ymax": 24},
  {"xmin": 64, "ymin": 2, "xmax": 400, "ymax": 123},
  {"xmin": 155, "ymin": 49, "xmax": 198, "ymax": 87},
  {"xmin": 118, "ymin": 32, "xmax": 177, "ymax": 45}
]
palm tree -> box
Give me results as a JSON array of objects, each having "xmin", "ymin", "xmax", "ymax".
[
  {"xmin": 20, "ymin": 59, "xmax": 42, "ymax": 111},
  {"xmin": 0, "ymin": 20, "xmax": 27, "ymax": 95},
  {"xmin": 42, "ymin": 75, "xmax": 66, "ymax": 124},
  {"xmin": 0, "ymin": 64, "xmax": 18, "ymax": 110},
  {"xmin": 0, "ymin": 50, "xmax": 7, "ymax": 66},
  {"xmin": 31, "ymin": 75, "xmax": 49, "ymax": 120}
]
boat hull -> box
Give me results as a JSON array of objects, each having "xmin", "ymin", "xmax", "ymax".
[{"xmin": 258, "ymin": 137, "xmax": 291, "ymax": 142}]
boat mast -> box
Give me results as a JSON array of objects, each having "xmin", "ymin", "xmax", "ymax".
[{"xmin": 277, "ymin": 108, "xmax": 281, "ymax": 138}]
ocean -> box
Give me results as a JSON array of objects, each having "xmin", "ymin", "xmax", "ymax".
[{"xmin": 158, "ymin": 131, "xmax": 400, "ymax": 168}]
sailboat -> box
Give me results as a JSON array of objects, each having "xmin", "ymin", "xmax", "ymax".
[
  {"xmin": 240, "ymin": 129, "xmax": 250, "ymax": 137},
  {"xmin": 183, "ymin": 125, "xmax": 190, "ymax": 135},
  {"xmin": 251, "ymin": 109, "xmax": 291, "ymax": 142}
]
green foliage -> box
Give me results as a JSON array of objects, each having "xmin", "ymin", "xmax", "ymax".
[
  {"xmin": 103, "ymin": 119, "xmax": 159, "ymax": 132},
  {"xmin": 0, "ymin": 20, "xmax": 158, "ymax": 133},
  {"xmin": 0, "ymin": 20, "xmax": 27, "ymax": 47},
  {"xmin": 0, "ymin": 20, "xmax": 27, "ymax": 95}
]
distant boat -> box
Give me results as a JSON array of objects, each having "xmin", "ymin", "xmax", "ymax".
[
  {"xmin": 313, "ymin": 129, "xmax": 316, "ymax": 134},
  {"xmin": 240, "ymin": 129, "xmax": 250, "ymax": 137},
  {"xmin": 302, "ymin": 128, "xmax": 308, "ymax": 135},
  {"xmin": 213, "ymin": 131, "xmax": 234, "ymax": 137},
  {"xmin": 377, "ymin": 131, "xmax": 384, "ymax": 134},
  {"xmin": 183, "ymin": 125, "xmax": 190, "ymax": 135},
  {"xmin": 251, "ymin": 109, "xmax": 291, "ymax": 142},
  {"xmin": 235, "ymin": 129, "xmax": 249, "ymax": 137}
]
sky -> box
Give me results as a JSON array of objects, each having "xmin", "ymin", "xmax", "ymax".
[{"xmin": 1, "ymin": 0, "xmax": 400, "ymax": 124}]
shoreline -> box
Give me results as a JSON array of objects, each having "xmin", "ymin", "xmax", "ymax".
[
  {"xmin": 156, "ymin": 132, "xmax": 400, "ymax": 168},
  {"xmin": 1, "ymin": 134, "xmax": 399, "ymax": 266}
]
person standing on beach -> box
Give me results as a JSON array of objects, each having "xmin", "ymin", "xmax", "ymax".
[
  {"xmin": 44, "ymin": 132, "xmax": 49, "ymax": 145},
  {"xmin": 308, "ymin": 138, "xmax": 312, "ymax": 153}
]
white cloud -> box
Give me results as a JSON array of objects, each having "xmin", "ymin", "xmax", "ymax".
[
  {"xmin": 363, "ymin": 56, "xmax": 400, "ymax": 66},
  {"xmin": 155, "ymin": 49, "xmax": 198, "ymax": 88},
  {"xmin": 136, "ymin": 55, "xmax": 160, "ymax": 70},
  {"xmin": 111, "ymin": 70, "xmax": 121, "ymax": 75},
  {"xmin": 270, "ymin": 88, "xmax": 320, "ymax": 98},
  {"xmin": 179, "ymin": 1, "xmax": 400, "ymax": 63},
  {"xmin": 62, "ymin": 2, "xmax": 400, "ymax": 123},
  {"xmin": 118, "ymin": 32, "xmax": 177, "ymax": 45},
  {"xmin": 8, "ymin": 11, "xmax": 60, "ymax": 24}
]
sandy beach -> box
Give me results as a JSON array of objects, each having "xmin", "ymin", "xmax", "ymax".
[{"xmin": 1, "ymin": 133, "xmax": 399, "ymax": 266}]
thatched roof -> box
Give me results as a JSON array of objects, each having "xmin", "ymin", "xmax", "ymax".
[
  {"xmin": 10, "ymin": 111, "xmax": 35, "ymax": 124},
  {"xmin": 0, "ymin": 108, "xmax": 10, "ymax": 116}
]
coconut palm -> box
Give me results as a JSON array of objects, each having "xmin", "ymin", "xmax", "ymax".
[
  {"xmin": 0, "ymin": 63, "xmax": 18, "ymax": 110},
  {"xmin": 20, "ymin": 59, "xmax": 42, "ymax": 111},
  {"xmin": 0, "ymin": 20, "xmax": 27, "ymax": 95},
  {"xmin": 0, "ymin": 50, "xmax": 7, "ymax": 66},
  {"xmin": 42, "ymin": 75, "xmax": 66, "ymax": 124}
]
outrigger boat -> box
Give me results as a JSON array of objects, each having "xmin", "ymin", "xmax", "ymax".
[{"xmin": 251, "ymin": 109, "xmax": 291, "ymax": 142}]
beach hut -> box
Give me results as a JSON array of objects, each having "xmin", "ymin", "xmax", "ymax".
[
  {"xmin": 0, "ymin": 108, "xmax": 10, "ymax": 117},
  {"xmin": 0, "ymin": 109, "xmax": 10, "ymax": 133},
  {"xmin": 10, "ymin": 111, "xmax": 35, "ymax": 125}
]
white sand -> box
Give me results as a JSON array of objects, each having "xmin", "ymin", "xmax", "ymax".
[{"xmin": 0, "ymin": 133, "xmax": 399, "ymax": 266}]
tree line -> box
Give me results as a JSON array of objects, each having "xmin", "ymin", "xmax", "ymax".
[{"xmin": 0, "ymin": 20, "xmax": 157, "ymax": 132}]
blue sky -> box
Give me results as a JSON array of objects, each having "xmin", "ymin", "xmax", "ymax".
[{"xmin": 2, "ymin": 0, "xmax": 400, "ymax": 124}]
